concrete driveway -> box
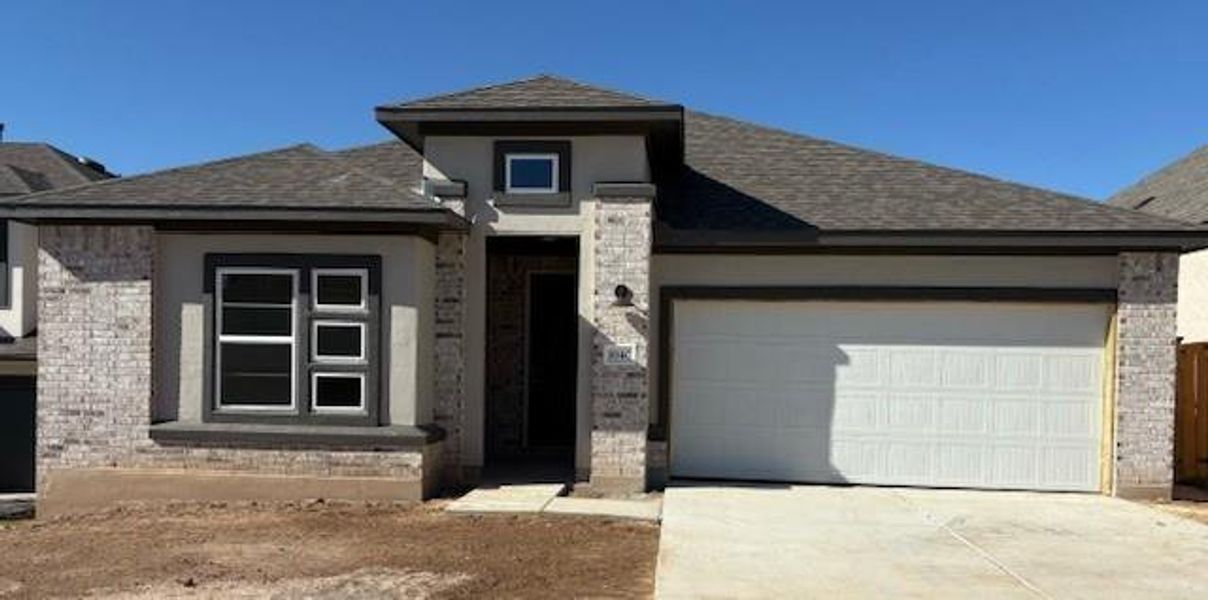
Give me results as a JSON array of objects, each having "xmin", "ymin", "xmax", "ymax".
[{"xmin": 655, "ymin": 485, "xmax": 1208, "ymax": 599}]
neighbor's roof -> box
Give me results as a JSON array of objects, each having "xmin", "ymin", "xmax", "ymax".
[
  {"xmin": 0, "ymin": 142, "xmax": 112, "ymax": 196},
  {"xmin": 379, "ymin": 74, "xmax": 677, "ymax": 111},
  {"xmin": 658, "ymin": 111, "xmax": 1199, "ymax": 237},
  {"xmin": 1107, "ymin": 145, "xmax": 1208, "ymax": 224},
  {"xmin": 2, "ymin": 142, "xmax": 437, "ymax": 216}
]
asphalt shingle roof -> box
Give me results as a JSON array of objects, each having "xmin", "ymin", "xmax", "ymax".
[
  {"xmin": 659, "ymin": 111, "xmax": 1197, "ymax": 233},
  {"xmin": 5, "ymin": 76, "xmax": 1199, "ymax": 237},
  {"xmin": 1107, "ymin": 145, "xmax": 1208, "ymax": 224},
  {"xmin": 0, "ymin": 143, "xmax": 111, "ymax": 195},
  {"xmin": 381, "ymin": 74, "xmax": 675, "ymax": 111},
  {"xmin": 5, "ymin": 142, "xmax": 434, "ymax": 212}
]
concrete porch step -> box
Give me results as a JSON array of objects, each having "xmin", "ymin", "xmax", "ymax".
[{"xmin": 445, "ymin": 483, "xmax": 568, "ymax": 514}]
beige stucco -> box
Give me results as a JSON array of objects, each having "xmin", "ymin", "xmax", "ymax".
[
  {"xmin": 648, "ymin": 254, "xmax": 1121, "ymax": 423},
  {"xmin": 0, "ymin": 221, "xmax": 38, "ymax": 338},
  {"xmin": 1177, "ymin": 249, "xmax": 1208, "ymax": 343},
  {"xmin": 424, "ymin": 135, "xmax": 649, "ymax": 473},
  {"xmin": 155, "ymin": 233, "xmax": 435, "ymax": 426}
]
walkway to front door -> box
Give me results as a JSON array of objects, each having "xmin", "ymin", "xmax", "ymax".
[{"xmin": 655, "ymin": 484, "xmax": 1208, "ymax": 599}]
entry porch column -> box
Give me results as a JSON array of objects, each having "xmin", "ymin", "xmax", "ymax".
[{"xmin": 589, "ymin": 183, "xmax": 655, "ymax": 494}]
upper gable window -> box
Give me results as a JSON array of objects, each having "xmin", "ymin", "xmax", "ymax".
[
  {"xmin": 505, "ymin": 153, "xmax": 559, "ymax": 193},
  {"xmin": 493, "ymin": 141, "xmax": 571, "ymax": 202}
]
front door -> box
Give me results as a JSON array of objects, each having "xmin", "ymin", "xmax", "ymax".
[{"xmin": 526, "ymin": 272, "xmax": 577, "ymax": 448}]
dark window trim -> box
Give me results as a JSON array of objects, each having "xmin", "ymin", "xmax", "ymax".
[
  {"xmin": 149, "ymin": 421, "xmax": 444, "ymax": 449},
  {"xmin": 650, "ymin": 285, "xmax": 1118, "ymax": 441},
  {"xmin": 0, "ymin": 219, "xmax": 9, "ymax": 310},
  {"xmin": 203, "ymin": 253, "xmax": 383, "ymax": 426},
  {"xmin": 493, "ymin": 140, "xmax": 571, "ymax": 194}
]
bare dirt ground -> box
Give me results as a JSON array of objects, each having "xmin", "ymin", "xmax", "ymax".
[{"xmin": 0, "ymin": 500, "xmax": 659, "ymax": 599}]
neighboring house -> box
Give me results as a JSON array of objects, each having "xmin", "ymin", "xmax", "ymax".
[
  {"xmin": 1108, "ymin": 146, "xmax": 1208, "ymax": 342},
  {"xmin": 1, "ymin": 76, "xmax": 1204, "ymax": 515},
  {"xmin": 0, "ymin": 139, "xmax": 113, "ymax": 493}
]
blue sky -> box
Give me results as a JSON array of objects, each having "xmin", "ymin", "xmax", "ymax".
[{"xmin": 3, "ymin": 1, "xmax": 1206, "ymax": 200}]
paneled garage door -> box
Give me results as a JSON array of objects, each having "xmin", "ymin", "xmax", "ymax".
[{"xmin": 670, "ymin": 300, "xmax": 1108, "ymax": 492}]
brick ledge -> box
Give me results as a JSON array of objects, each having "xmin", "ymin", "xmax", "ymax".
[{"xmin": 149, "ymin": 421, "xmax": 445, "ymax": 449}]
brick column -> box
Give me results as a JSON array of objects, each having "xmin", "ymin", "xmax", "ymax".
[
  {"xmin": 37, "ymin": 225, "xmax": 155, "ymax": 489},
  {"xmin": 590, "ymin": 185, "xmax": 653, "ymax": 494},
  {"xmin": 1115, "ymin": 252, "xmax": 1179, "ymax": 499},
  {"xmin": 434, "ymin": 231, "xmax": 468, "ymax": 484}
]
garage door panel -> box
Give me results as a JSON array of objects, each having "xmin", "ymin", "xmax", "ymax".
[{"xmin": 670, "ymin": 301, "xmax": 1107, "ymax": 492}]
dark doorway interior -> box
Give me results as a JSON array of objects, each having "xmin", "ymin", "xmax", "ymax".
[
  {"xmin": 485, "ymin": 236, "xmax": 578, "ymax": 476},
  {"xmin": 526, "ymin": 272, "xmax": 577, "ymax": 448},
  {"xmin": 0, "ymin": 375, "xmax": 36, "ymax": 492}
]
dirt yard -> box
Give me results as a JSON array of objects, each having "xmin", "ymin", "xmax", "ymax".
[{"xmin": 0, "ymin": 500, "xmax": 659, "ymax": 599}]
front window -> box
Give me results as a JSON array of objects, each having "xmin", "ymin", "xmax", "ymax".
[
  {"xmin": 207, "ymin": 255, "xmax": 379, "ymax": 424},
  {"xmin": 505, "ymin": 153, "xmax": 559, "ymax": 193},
  {"xmin": 215, "ymin": 268, "xmax": 297, "ymax": 411}
]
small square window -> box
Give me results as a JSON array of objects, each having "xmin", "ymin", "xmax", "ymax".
[
  {"xmin": 313, "ymin": 321, "xmax": 365, "ymax": 362},
  {"xmin": 312, "ymin": 372, "xmax": 365, "ymax": 412},
  {"xmin": 505, "ymin": 153, "xmax": 559, "ymax": 193},
  {"xmin": 313, "ymin": 268, "xmax": 367, "ymax": 311}
]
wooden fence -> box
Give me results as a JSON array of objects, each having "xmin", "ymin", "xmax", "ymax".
[{"xmin": 1176, "ymin": 343, "xmax": 1208, "ymax": 483}]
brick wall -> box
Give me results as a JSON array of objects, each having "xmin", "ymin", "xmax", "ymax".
[
  {"xmin": 37, "ymin": 225, "xmax": 431, "ymax": 497},
  {"xmin": 590, "ymin": 196, "xmax": 651, "ymax": 493},
  {"xmin": 433, "ymin": 232, "xmax": 468, "ymax": 483},
  {"xmin": 37, "ymin": 225, "xmax": 156, "ymax": 482},
  {"xmin": 1115, "ymin": 251, "xmax": 1180, "ymax": 499}
]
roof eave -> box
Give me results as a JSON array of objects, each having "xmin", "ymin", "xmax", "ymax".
[
  {"xmin": 0, "ymin": 205, "xmax": 468, "ymax": 231},
  {"xmin": 374, "ymin": 105, "xmax": 685, "ymax": 155},
  {"xmin": 654, "ymin": 227, "xmax": 1208, "ymax": 254}
]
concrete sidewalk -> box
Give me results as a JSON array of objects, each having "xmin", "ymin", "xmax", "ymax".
[{"xmin": 656, "ymin": 484, "xmax": 1208, "ymax": 599}]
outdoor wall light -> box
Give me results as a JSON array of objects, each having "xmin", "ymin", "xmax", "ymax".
[{"xmin": 614, "ymin": 284, "xmax": 634, "ymax": 306}]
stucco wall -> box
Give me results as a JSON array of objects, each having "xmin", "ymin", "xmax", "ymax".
[
  {"xmin": 1176, "ymin": 249, "xmax": 1208, "ymax": 343},
  {"xmin": 424, "ymin": 136, "xmax": 649, "ymax": 474},
  {"xmin": 0, "ymin": 221, "xmax": 39, "ymax": 338},
  {"xmin": 155, "ymin": 233, "xmax": 436, "ymax": 427}
]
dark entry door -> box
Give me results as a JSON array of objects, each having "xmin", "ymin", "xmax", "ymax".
[
  {"xmin": 526, "ymin": 273, "xmax": 577, "ymax": 448},
  {"xmin": 0, "ymin": 376, "xmax": 36, "ymax": 492}
]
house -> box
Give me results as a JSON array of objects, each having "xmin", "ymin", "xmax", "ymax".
[
  {"xmin": 1108, "ymin": 145, "xmax": 1208, "ymax": 342},
  {"xmin": 0, "ymin": 137, "xmax": 113, "ymax": 494},
  {"xmin": 2, "ymin": 76, "xmax": 1204, "ymax": 515}
]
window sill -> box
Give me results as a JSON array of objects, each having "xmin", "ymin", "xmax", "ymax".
[
  {"xmin": 492, "ymin": 192, "xmax": 571, "ymax": 208},
  {"xmin": 149, "ymin": 421, "xmax": 444, "ymax": 449}
]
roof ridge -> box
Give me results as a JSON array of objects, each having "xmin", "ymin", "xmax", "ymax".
[
  {"xmin": 8, "ymin": 143, "xmax": 324, "ymax": 203},
  {"xmin": 330, "ymin": 139, "xmax": 402, "ymax": 155},
  {"xmin": 1108, "ymin": 144, "xmax": 1208, "ymax": 208},
  {"xmin": 0, "ymin": 165, "xmax": 33, "ymax": 194},
  {"xmin": 2, "ymin": 143, "xmax": 107, "ymax": 182},
  {"xmin": 380, "ymin": 74, "xmax": 674, "ymax": 109},
  {"xmin": 40, "ymin": 144, "xmax": 110, "ymax": 182},
  {"xmin": 380, "ymin": 74, "xmax": 554, "ymax": 109}
]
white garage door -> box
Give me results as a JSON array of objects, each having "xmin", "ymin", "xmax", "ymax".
[{"xmin": 670, "ymin": 300, "xmax": 1108, "ymax": 492}]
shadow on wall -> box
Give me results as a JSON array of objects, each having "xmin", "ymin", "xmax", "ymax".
[{"xmin": 660, "ymin": 299, "xmax": 852, "ymax": 487}]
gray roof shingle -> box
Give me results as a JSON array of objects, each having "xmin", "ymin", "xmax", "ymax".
[
  {"xmin": 1107, "ymin": 145, "xmax": 1208, "ymax": 224},
  {"xmin": 381, "ymin": 74, "xmax": 675, "ymax": 111},
  {"xmin": 659, "ymin": 111, "xmax": 1197, "ymax": 233},
  {"xmin": 4, "ymin": 142, "xmax": 435, "ymax": 212},
  {"xmin": 5, "ymin": 76, "xmax": 1199, "ymax": 239},
  {"xmin": 0, "ymin": 143, "xmax": 111, "ymax": 195}
]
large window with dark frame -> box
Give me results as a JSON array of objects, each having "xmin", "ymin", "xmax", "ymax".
[{"xmin": 206, "ymin": 255, "xmax": 380, "ymax": 425}]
